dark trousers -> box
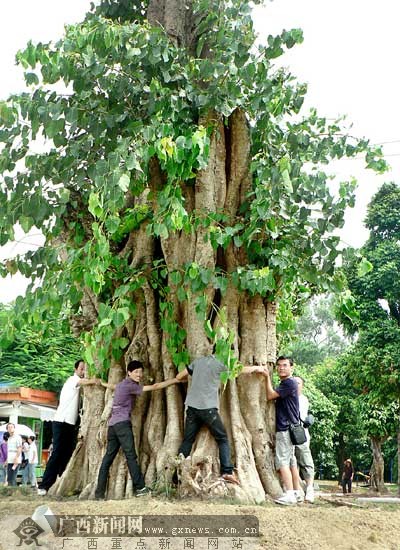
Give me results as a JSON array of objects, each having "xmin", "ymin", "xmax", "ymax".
[
  {"xmin": 39, "ymin": 421, "xmax": 77, "ymax": 491},
  {"xmin": 342, "ymin": 478, "xmax": 352, "ymax": 493},
  {"xmin": 7, "ymin": 463, "xmax": 19, "ymax": 486},
  {"xmin": 95, "ymin": 421, "xmax": 145, "ymax": 498},
  {"xmin": 178, "ymin": 407, "xmax": 233, "ymax": 475}
]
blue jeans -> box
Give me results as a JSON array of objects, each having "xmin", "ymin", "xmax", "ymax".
[
  {"xmin": 25, "ymin": 463, "xmax": 37, "ymax": 487},
  {"xmin": 95, "ymin": 421, "xmax": 145, "ymax": 498},
  {"xmin": 178, "ymin": 407, "xmax": 233, "ymax": 475},
  {"xmin": 0, "ymin": 463, "xmax": 6, "ymax": 484},
  {"xmin": 7, "ymin": 463, "xmax": 19, "ymax": 486},
  {"xmin": 22, "ymin": 463, "xmax": 30, "ymax": 484}
]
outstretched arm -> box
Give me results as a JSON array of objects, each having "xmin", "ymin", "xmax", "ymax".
[
  {"xmin": 101, "ymin": 381, "xmax": 116, "ymax": 390},
  {"xmin": 239, "ymin": 365, "xmax": 267, "ymax": 375},
  {"xmin": 77, "ymin": 378, "xmax": 103, "ymax": 387},
  {"xmin": 143, "ymin": 377, "xmax": 180, "ymax": 392}
]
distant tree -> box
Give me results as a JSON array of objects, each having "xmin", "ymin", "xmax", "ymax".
[
  {"xmin": 283, "ymin": 294, "xmax": 351, "ymax": 366},
  {"xmin": 311, "ymin": 358, "xmax": 370, "ymax": 478},
  {"xmin": 341, "ymin": 182, "xmax": 400, "ymax": 494},
  {"xmin": 356, "ymin": 396, "xmax": 398, "ymax": 493}
]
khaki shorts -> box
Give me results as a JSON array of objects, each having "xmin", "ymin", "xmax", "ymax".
[
  {"xmin": 291, "ymin": 441, "xmax": 315, "ymax": 480},
  {"xmin": 275, "ymin": 430, "xmax": 296, "ymax": 469}
]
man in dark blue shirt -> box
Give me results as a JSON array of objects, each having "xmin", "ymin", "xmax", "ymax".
[{"xmin": 262, "ymin": 355, "xmax": 301, "ymax": 505}]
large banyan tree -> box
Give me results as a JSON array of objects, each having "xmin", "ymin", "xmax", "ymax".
[{"xmin": 0, "ymin": 0, "xmax": 385, "ymax": 501}]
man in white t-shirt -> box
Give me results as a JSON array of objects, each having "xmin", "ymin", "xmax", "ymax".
[
  {"xmin": 292, "ymin": 376, "xmax": 315, "ymax": 503},
  {"xmin": 6, "ymin": 423, "xmax": 22, "ymax": 486},
  {"xmin": 27, "ymin": 435, "xmax": 39, "ymax": 488},
  {"xmin": 37, "ymin": 359, "xmax": 101, "ymax": 496}
]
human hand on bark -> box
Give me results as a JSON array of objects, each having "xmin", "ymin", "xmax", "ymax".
[
  {"xmin": 78, "ymin": 377, "xmax": 103, "ymax": 386},
  {"xmin": 240, "ymin": 365, "xmax": 269, "ymax": 375},
  {"xmin": 253, "ymin": 366, "xmax": 268, "ymax": 374},
  {"xmin": 100, "ymin": 380, "xmax": 116, "ymax": 390},
  {"xmin": 258, "ymin": 367, "xmax": 270, "ymax": 377}
]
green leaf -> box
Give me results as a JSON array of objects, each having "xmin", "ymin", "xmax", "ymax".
[
  {"xmin": 118, "ymin": 174, "xmax": 130, "ymax": 192},
  {"xmin": 98, "ymin": 317, "xmax": 112, "ymax": 328},
  {"xmin": 357, "ymin": 257, "xmax": 373, "ymax": 277},
  {"xmin": 25, "ymin": 72, "xmax": 39, "ymax": 86},
  {"xmin": 19, "ymin": 215, "xmax": 34, "ymax": 233},
  {"xmin": 88, "ymin": 192, "xmax": 103, "ymax": 219}
]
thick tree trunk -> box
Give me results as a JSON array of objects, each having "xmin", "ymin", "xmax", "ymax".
[
  {"xmin": 50, "ymin": 112, "xmax": 280, "ymax": 503},
  {"xmin": 369, "ymin": 436, "xmax": 388, "ymax": 494},
  {"xmin": 50, "ymin": 0, "xmax": 282, "ymax": 503}
]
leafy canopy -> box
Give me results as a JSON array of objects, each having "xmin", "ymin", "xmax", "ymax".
[{"xmin": 0, "ymin": 0, "xmax": 386, "ymax": 372}]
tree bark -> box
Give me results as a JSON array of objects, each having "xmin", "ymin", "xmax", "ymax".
[
  {"xmin": 369, "ymin": 436, "xmax": 388, "ymax": 494},
  {"xmin": 397, "ymin": 427, "xmax": 400, "ymax": 497},
  {"xmin": 49, "ymin": 110, "xmax": 280, "ymax": 502}
]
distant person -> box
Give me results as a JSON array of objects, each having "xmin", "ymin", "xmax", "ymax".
[
  {"xmin": 0, "ymin": 432, "xmax": 9, "ymax": 485},
  {"xmin": 27, "ymin": 436, "xmax": 38, "ymax": 488},
  {"xmin": 95, "ymin": 360, "xmax": 180, "ymax": 499},
  {"xmin": 175, "ymin": 355, "xmax": 264, "ymax": 486},
  {"xmin": 6, "ymin": 423, "xmax": 22, "ymax": 486},
  {"xmin": 341, "ymin": 458, "xmax": 354, "ymax": 494},
  {"xmin": 262, "ymin": 356, "xmax": 303, "ymax": 505},
  {"xmin": 21, "ymin": 436, "xmax": 30, "ymax": 485},
  {"xmin": 37, "ymin": 359, "xmax": 101, "ymax": 496},
  {"xmin": 292, "ymin": 376, "xmax": 315, "ymax": 503}
]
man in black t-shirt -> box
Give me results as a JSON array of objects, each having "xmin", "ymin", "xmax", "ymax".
[{"xmin": 262, "ymin": 355, "xmax": 302, "ymax": 505}]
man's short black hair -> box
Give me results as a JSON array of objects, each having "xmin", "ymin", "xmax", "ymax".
[
  {"xmin": 3, "ymin": 432, "xmax": 9, "ymax": 441},
  {"xmin": 74, "ymin": 359, "xmax": 84, "ymax": 369},
  {"xmin": 127, "ymin": 360, "xmax": 144, "ymax": 372},
  {"xmin": 28, "ymin": 435, "xmax": 35, "ymax": 441},
  {"xmin": 276, "ymin": 355, "xmax": 293, "ymax": 366}
]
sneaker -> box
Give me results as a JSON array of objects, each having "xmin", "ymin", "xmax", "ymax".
[
  {"xmin": 294, "ymin": 489, "xmax": 305, "ymax": 503},
  {"xmin": 94, "ymin": 493, "xmax": 106, "ymax": 501},
  {"xmin": 136, "ymin": 487, "xmax": 151, "ymax": 497},
  {"xmin": 305, "ymin": 486, "xmax": 315, "ymax": 503},
  {"xmin": 37, "ymin": 488, "xmax": 47, "ymax": 496},
  {"xmin": 221, "ymin": 473, "xmax": 240, "ymax": 486},
  {"xmin": 274, "ymin": 493, "xmax": 297, "ymax": 506}
]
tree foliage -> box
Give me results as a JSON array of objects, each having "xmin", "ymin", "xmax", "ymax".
[
  {"xmin": 0, "ymin": 304, "xmax": 80, "ymax": 392},
  {"xmin": 0, "ymin": 0, "xmax": 386, "ymax": 376},
  {"xmin": 282, "ymin": 294, "xmax": 351, "ymax": 366},
  {"xmin": 336, "ymin": 182, "xmax": 400, "ymax": 490},
  {"xmin": 341, "ymin": 182, "xmax": 400, "ymax": 404}
]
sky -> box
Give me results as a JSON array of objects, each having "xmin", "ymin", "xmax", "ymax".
[{"xmin": 0, "ymin": 0, "xmax": 399, "ymax": 303}]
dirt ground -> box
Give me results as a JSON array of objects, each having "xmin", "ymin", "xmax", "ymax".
[{"xmin": 1, "ymin": 484, "xmax": 399, "ymax": 550}]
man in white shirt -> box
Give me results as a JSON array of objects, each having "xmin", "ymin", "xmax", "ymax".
[
  {"xmin": 37, "ymin": 359, "xmax": 100, "ymax": 496},
  {"xmin": 6, "ymin": 423, "xmax": 22, "ymax": 486},
  {"xmin": 292, "ymin": 376, "xmax": 315, "ymax": 503},
  {"xmin": 27, "ymin": 435, "xmax": 38, "ymax": 488}
]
